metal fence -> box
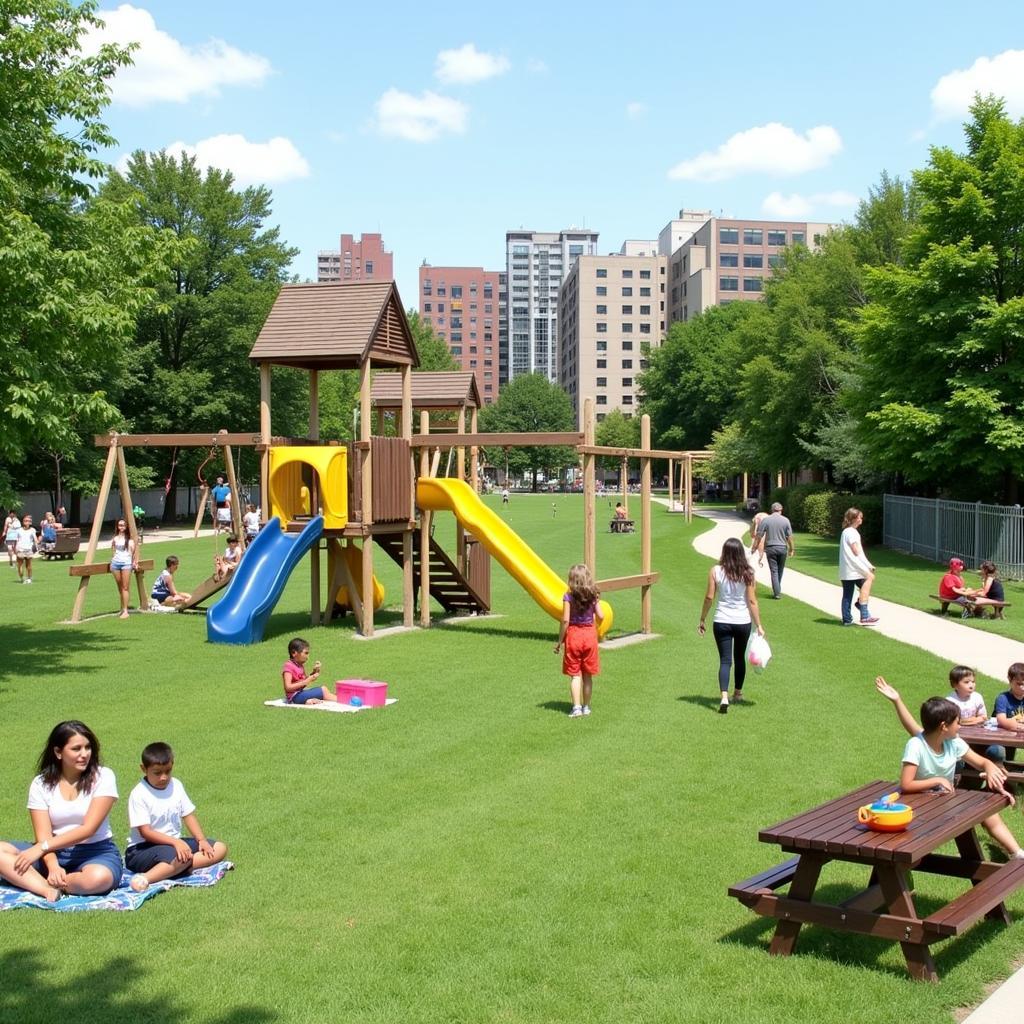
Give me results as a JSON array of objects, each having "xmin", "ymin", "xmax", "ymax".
[{"xmin": 883, "ymin": 494, "xmax": 1024, "ymax": 579}]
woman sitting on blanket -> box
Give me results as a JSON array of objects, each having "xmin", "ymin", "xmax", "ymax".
[{"xmin": 0, "ymin": 721, "xmax": 121, "ymax": 901}]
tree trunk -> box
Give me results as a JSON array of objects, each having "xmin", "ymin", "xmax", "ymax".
[{"xmin": 70, "ymin": 492, "xmax": 81, "ymax": 528}]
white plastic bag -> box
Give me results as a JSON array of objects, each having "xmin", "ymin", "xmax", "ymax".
[{"xmin": 746, "ymin": 633, "xmax": 772, "ymax": 673}]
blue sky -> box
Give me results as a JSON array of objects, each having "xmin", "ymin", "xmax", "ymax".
[{"xmin": 87, "ymin": 1, "xmax": 1024, "ymax": 303}]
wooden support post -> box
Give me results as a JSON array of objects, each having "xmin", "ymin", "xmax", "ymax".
[
  {"xmin": 402, "ymin": 364, "xmax": 414, "ymax": 629},
  {"xmin": 340, "ymin": 540, "xmax": 364, "ymax": 632},
  {"xmin": 115, "ymin": 446, "xmax": 148, "ymax": 611},
  {"xmin": 193, "ymin": 484, "xmax": 209, "ymax": 537},
  {"xmin": 668, "ymin": 458, "xmax": 674, "ymax": 511},
  {"xmin": 640, "ymin": 415, "xmax": 652, "ymax": 633},
  {"xmin": 260, "ymin": 363, "xmax": 272, "ymax": 522},
  {"xmin": 309, "ymin": 370, "xmax": 319, "ymax": 441},
  {"xmin": 456, "ymin": 406, "xmax": 466, "ymax": 567},
  {"xmin": 419, "ymin": 411, "xmax": 432, "ymax": 628},
  {"xmin": 311, "ymin": 537, "xmax": 322, "ymax": 627},
  {"xmin": 223, "ymin": 439, "xmax": 243, "ymax": 540},
  {"xmin": 620, "ymin": 456, "xmax": 628, "ymax": 517},
  {"xmin": 71, "ymin": 440, "xmax": 119, "ymax": 623},
  {"xmin": 742, "ymin": 471, "xmax": 749, "ymax": 505},
  {"xmin": 360, "ymin": 358, "xmax": 374, "ymax": 637},
  {"xmin": 470, "ymin": 407, "xmax": 479, "ymax": 494},
  {"xmin": 685, "ymin": 455, "xmax": 693, "ymax": 523},
  {"xmin": 583, "ymin": 399, "xmax": 596, "ymax": 574}
]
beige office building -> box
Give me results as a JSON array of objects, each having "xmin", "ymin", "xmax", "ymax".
[
  {"xmin": 559, "ymin": 253, "xmax": 668, "ymax": 425},
  {"xmin": 667, "ymin": 217, "xmax": 830, "ymax": 323}
]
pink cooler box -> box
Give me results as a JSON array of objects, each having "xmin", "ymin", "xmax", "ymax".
[{"xmin": 335, "ymin": 679, "xmax": 388, "ymax": 706}]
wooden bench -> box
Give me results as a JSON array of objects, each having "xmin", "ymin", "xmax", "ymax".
[
  {"xmin": 41, "ymin": 528, "xmax": 81, "ymax": 560},
  {"xmin": 69, "ymin": 559, "xmax": 154, "ymax": 577},
  {"xmin": 930, "ymin": 594, "xmax": 1010, "ymax": 619},
  {"xmin": 728, "ymin": 857, "xmax": 800, "ymax": 906},
  {"xmin": 922, "ymin": 858, "xmax": 1024, "ymax": 937},
  {"xmin": 610, "ymin": 519, "xmax": 635, "ymax": 534}
]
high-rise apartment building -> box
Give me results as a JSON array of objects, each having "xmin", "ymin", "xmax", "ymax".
[
  {"xmin": 559, "ymin": 253, "xmax": 668, "ymax": 426},
  {"xmin": 419, "ymin": 264, "xmax": 502, "ymax": 405},
  {"xmin": 317, "ymin": 233, "xmax": 393, "ymax": 283},
  {"xmin": 666, "ymin": 217, "xmax": 830, "ymax": 323},
  {"xmin": 505, "ymin": 228, "xmax": 599, "ymax": 384},
  {"xmin": 657, "ymin": 209, "xmax": 713, "ymax": 258}
]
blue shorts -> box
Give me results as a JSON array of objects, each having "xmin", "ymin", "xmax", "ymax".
[
  {"xmin": 126, "ymin": 837, "xmax": 213, "ymax": 873},
  {"xmin": 111, "ymin": 556, "xmax": 132, "ymax": 572},
  {"xmin": 12, "ymin": 837, "xmax": 122, "ymax": 891},
  {"xmin": 290, "ymin": 687, "xmax": 327, "ymax": 704}
]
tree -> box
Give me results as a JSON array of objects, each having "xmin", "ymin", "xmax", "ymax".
[
  {"xmin": 407, "ymin": 310, "xmax": 460, "ymax": 372},
  {"xmin": 0, "ymin": 1, "xmax": 176, "ymax": 502},
  {"xmin": 852, "ymin": 96, "xmax": 1024, "ymax": 501},
  {"xmin": 847, "ymin": 171, "xmax": 920, "ymax": 268},
  {"xmin": 478, "ymin": 374, "xmax": 575, "ymax": 490},
  {"xmin": 595, "ymin": 409, "xmax": 640, "ymax": 483}
]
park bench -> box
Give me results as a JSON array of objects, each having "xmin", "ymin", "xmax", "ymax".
[
  {"xmin": 609, "ymin": 518, "xmax": 635, "ymax": 534},
  {"xmin": 957, "ymin": 724, "xmax": 1024, "ymax": 787},
  {"xmin": 930, "ymin": 594, "xmax": 1009, "ymax": 619},
  {"xmin": 41, "ymin": 528, "xmax": 81, "ymax": 560}
]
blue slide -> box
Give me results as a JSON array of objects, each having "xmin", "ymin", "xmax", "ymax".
[{"xmin": 207, "ymin": 516, "xmax": 324, "ymax": 645}]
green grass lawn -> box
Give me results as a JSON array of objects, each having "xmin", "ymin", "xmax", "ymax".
[{"xmin": 2, "ymin": 496, "xmax": 1022, "ymax": 1023}]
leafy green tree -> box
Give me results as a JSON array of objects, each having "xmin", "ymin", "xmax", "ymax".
[
  {"xmin": 478, "ymin": 374, "xmax": 575, "ymax": 490},
  {"xmin": 595, "ymin": 408, "xmax": 640, "ymax": 481},
  {"xmin": 0, "ymin": 1, "xmax": 176, "ymax": 502},
  {"xmin": 847, "ymin": 171, "xmax": 920, "ymax": 268},
  {"xmin": 408, "ymin": 310, "xmax": 460, "ymax": 372},
  {"xmin": 852, "ymin": 96, "xmax": 1024, "ymax": 501}
]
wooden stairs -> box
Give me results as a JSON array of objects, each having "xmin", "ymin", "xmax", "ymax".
[{"xmin": 375, "ymin": 533, "xmax": 488, "ymax": 615}]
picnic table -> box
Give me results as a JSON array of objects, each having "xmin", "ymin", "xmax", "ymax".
[
  {"xmin": 959, "ymin": 725, "xmax": 1024, "ymax": 786},
  {"xmin": 609, "ymin": 518, "xmax": 635, "ymax": 534},
  {"xmin": 729, "ymin": 779, "xmax": 1024, "ymax": 981}
]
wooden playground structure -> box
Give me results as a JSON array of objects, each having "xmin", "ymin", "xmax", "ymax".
[{"xmin": 68, "ymin": 281, "xmax": 707, "ymax": 640}]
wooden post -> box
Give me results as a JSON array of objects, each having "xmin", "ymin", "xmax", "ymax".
[
  {"xmin": 259, "ymin": 363, "xmax": 272, "ymax": 522},
  {"xmin": 685, "ymin": 455, "xmax": 693, "ymax": 523},
  {"xmin": 455, "ymin": 406, "xmax": 466, "ymax": 567},
  {"xmin": 115, "ymin": 446, "xmax": 148, "ymax": 612},
  {"xmin": 583, "ymin": 399, "xmax": 596, "ymax": 574},
  {"xmin": 340, "ymin": 539, "xmax": 364, "ymax": 632},
  {"xmin": 71, "ymin": 439, "xmax": 119, "ymax": 623},
  {"xmin": 742, "ymin": 471, "xmax": 749, "ymax": 505},
  {"xmin": 470, "ymin": 407, "xmax": 479, "ymax": 494},
  {"xmin": 401, "ymin": 364, "xmax": 414, "ymax": 629},
  {"xmin": 668, "ymin": 458, "xmax": 674, "ymax": 511},
  {"xmin": 620, "ymin": 456, "xmax": 628, "ymax": 517},
  {"xmin": 223, "ymin": 439, "xmax": 243, "ymax": 540},
  {"xmin": 309, "ymin": 370, "xmax": 319, "ymax": 441},
  {"xmin": 640, "ymin": 415, "xmax": 652, "ymax": 633},
  {"xmin": 360, "ymin": 357, "xmax": 374, "ymax": 637},
  {"xmin": 419, "ymin": 411, "xmax": 431, "ymax": 628},
  {"xmin": 193, "ymin": 484, "xmax": 209, "ymax": 537}
]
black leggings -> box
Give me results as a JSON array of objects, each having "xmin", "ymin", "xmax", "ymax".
[{"xmin": 712, "ymin": 621, "xmax": 751, "ymax": 692}]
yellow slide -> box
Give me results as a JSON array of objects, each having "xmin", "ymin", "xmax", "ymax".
[
  {"xmin": 416, "ymin": 478, "xmax": 613, "ymax": 637},
  {"xmin": 329, "ymin": 541, "xmax": 385, "ymax": 612}
]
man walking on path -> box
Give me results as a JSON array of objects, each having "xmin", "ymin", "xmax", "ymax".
[{"xmin": 756, "ymin": 502, "xmax": 795, "ymax": 599}]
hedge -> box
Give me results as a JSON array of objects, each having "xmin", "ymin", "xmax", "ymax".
[
  {"xmin": 802, "ymin": 492, "xmax": 884, "ymax": 543},
  {"xmin": 766, "ymin": 483, "xmax": 830, "ymax": 532}
]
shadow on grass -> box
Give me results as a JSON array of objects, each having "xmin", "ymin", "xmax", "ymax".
[
  {"xmin": 0, "ymin": 948, "xmax": 277, "ymax": 1024},
  {"xmin": 0, "ymin": 625, "xmax": 126, "ymax": 683},
  {"xmin": 677, "ymin": 694, "xmax": 739, "ymax": 712},
  {"xmin": 720, "ymin": 880, "xmax": 1016, "ymax": 980},
  {"xmin": 537, "ymin": 699, "xmax": 573, "ymax": 715},
  {"xmin": 433, "ymin": 621, "xmax": 553, "ymax": 643}
]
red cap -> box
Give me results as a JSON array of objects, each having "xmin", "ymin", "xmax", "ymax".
[{"xmin": 949, "ymin": 558, "xmax": 964, "ymax": 570}]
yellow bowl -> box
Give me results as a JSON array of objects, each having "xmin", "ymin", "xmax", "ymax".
[{"xmin": 857, "ymin": 803, "xmax": 913, "ymax": 832}]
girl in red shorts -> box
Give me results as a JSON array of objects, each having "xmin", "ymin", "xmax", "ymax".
[{"xmin": 554, "ymin": 564, "xmax": 604, "ymax": 718}]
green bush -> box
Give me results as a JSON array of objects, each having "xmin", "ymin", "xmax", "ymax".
[
  {"xmin": 768, "ymin": 483, "xmax": 830, "ymax": 531},
  {"xmin": 803, "ymin": 491, "xmax": 883, "ymax": 542}
]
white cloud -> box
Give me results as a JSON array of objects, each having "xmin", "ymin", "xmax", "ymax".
[
  {"xmin": 435, "ymin": 43, "xmax": 510, "ymax": 84},
  {"xmin": 668, "ymin": 123, "xmax": 843, "ymax": 182},
  {"xmin": 761, "ymin": 190, "xmax": 859, "ymax": 219},
  {"xmin": 930, "ymin": 49, "xmax": 1024, "ymax": 119},
  {"xmin": 82, "ymin": 4, "xmax": 270, "ymax": 107},
  {"xmin": 132, "ymin": 135, "xmax": 310, "ymax": 186},
  {"xmin": 626, "ymin": 101, "xmax": 647, "ymax": 120},
  {"xmin": 374, "ymin": 89, "xmax": 468, "ymax": 142}
]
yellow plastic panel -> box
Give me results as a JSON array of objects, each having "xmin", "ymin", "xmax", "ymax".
[
  {"xmin": 328, "ymin": 540, "xmax": 385, "ymax": 611},
  {"xmin": 269, "ymin": 446, "xmax": 348, "ymax": 528}
]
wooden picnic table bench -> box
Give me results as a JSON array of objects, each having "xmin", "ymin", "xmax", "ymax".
[
  {"xmin": 729, "ymin": 779, "xmax": 1023, "ymax": 981},
  {"xmin": 41, "ymin": 528, "xmax": 81, "ymax": 560},
  {"xmin": 930, "ymin": 594, "xmax": 1009, "ymax": 619},
  {"xmin": 958, "ymin": 724, "xmax": 1024, "ymax": 786},
  {"xmin": 609, "ymin": 518, "xmax": 635, "ymax": 534}
]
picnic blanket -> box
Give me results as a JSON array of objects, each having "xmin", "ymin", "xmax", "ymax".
[
  {"xmin": 0, "ymin": 861, "xmax": 233, "ymax": 913},
  {"xmin": 264, "ymin": 698, "xmax": 398, "ymax": 713}
]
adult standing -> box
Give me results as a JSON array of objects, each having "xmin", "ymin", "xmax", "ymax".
[
  {"xmin": 756, "ymin": 502, "xmax": 795, "ymax": 599},
  {"xmin": 109, "ymin": 517, "xmax": 136, "ymax": 619},
  {"xmin": 699, "ymin": 537, "xmax": 765, "ymax": 714},
  {"xmin": 210, "ymin": 475, "xmax": 231, "ymax": 534},
  {"xmin": 4, "ymin": 509, "xmax": 20, "ymax": 568},
  {"xmin": 839, "ymin": 507, "xmax": 879, "ymax": 625}
]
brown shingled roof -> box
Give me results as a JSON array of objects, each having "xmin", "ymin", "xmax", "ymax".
[
  {"xmin": 249, "ymin": 281, "xmax": 418, "ymax": 370},
  {"xmin": 370, "ymin": 372, "xmax": 482, "ymax": 411}
]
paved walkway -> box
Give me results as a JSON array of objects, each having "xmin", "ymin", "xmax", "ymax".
[{"xmin": 677, "ymin": 505, "xmax": 1022, "ymax": 1023}]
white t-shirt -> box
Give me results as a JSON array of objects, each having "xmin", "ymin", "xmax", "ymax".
[
  {"xmin": 243, "ymin": 511, "xmax": 260, "ymax": 534},
  {"xmin": 712, "ymin": 565, "xmax": 751, "ymax": 625},
  {"xmin": 127, "ymin": 777, "xmax": 196, "ymax": 847},
  {"xmin": 946, "ymin": 690, "xmax": 987, "ymax": 721},
  {"xmin": 15, "ymin": 527, "xmax": 37, "ymax": 553},
  {"xmin": 27, "ymin": 765, "xmax": 118, "ymax": 844},
  {"xmin": 839, "ymin": 527, "xmax": 873, "ymax": 580}
]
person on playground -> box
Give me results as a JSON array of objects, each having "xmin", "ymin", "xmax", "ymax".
[
  {"xmin": 972, "ymin": 561, "xmax": 1006, "ymax": 618},
  {"xmin": 501, "ymin": 487, "xmax": 510, "ymax": 505},
  {"xmin": 109, "ymin": 517, "xmax": 136, "ymax": 619},
  {"xmin": 755, "ymin": 502, "xmax": 794, "ymax": 599},
  {"xmin": 150, "ymin": 556, "xmax": 191, "ymax": 609},
  {"xmin": 211, "ymin": 475, "xmax": 231, "ymax": 534},
  {"xmin": 15, "ymin": 514, "xmax": 37, "ymax": 584},
  {"xmin": 243, "ymin": 503, "xmax": 260, "ymax": 543},
  {"xmin": 282, "ymin": 638, "xmax": 338, "ymax": 705},
  {"xmin": 554, "ymin": 564, "xmax": 604, "ymax": 719},
  {"xmin": 214, "ymin": 535, "xmax": 242, "ymax": 583},
  {"xmin": 874, "ymin": 678, "xmax": 1024, "ymax": 859},
  {"xmin": 4, "ymin": 509, "xmax": 20, "ymax": 568},
  {"xmin": 938, "ymin": 557, "xmax": 975, "ymax": 617},
  {"xmin": 839, "ymin": 507, "xmax": 878, "ymax": 625},
  {"xmin": 125, "ymin": 741, "xmax": 228, "ymax": 892}
]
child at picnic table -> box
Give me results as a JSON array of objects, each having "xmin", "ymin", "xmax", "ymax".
[
  {"xmin": 281, "ymin": 637, "xmax": 338, "ymax": 704},
  {"xmin": 874, "ymin": 677, "xmax": 1024, "ymax": 860},
  {"xmin": 946, "ymin": 665, "xmax": 988, "ymax": 725},
  {"xmin": 125, "ymin": 741, "xmax": 228, "ymax": 892},
  {"xmin": 972, "ymin": 561, "xmax": 1006, "ymax": 618},
  {"xmin": 938, "ymin": 557, "xmax": 976, "ymax": 617},
  {"xmin": 989, "ymin": 662, "xmax": 1024, "ymax": 768}
]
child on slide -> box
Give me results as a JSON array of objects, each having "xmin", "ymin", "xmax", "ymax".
[{"xmin": 282, "ymin": 638, "xmax": 338, "ymax": 705}]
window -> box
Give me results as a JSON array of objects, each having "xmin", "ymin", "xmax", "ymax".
[
  {"xmin": 596, "ymin": 395, "xmax": 607, "ymax": 405},
  {"xmin": 451, "ymin": 346, "xmax": 462, "ymax": 356},
  {"xmin": 640, "ymin": 323, "xmax": 651, "ymax": 334},
  {"xmin": 743, "ymin": 253, "xmax": 764, "ymax": 269},
  {"xmin": 640, "ymin": 269, "xmax": 651, "ymax": 279},
  {"xmin": 621, "ymin": 305, "xmax": 632, "ymax": 315},
  {"xmin": 596, "ymin": 377, "xmax": 607, "ymax": 387},
  {"xmin": 622, "ymin": 341, "xmax": 633, "ymax": 351},
  {"xmin": 622, "ymin": 377, "xmax": 633, "ymax": 387},
  {"xmin": 596, "ymin": 322, "xmax": 607, "ymax": 333},
  {"xmin": 622, "ymin": 395, "xmax": 633, "ymax": 405},
  {"xmin": 720, "ymin": 277, "xmax": 739, "ymax": 291},
  {"xmin": 767, "ymin": 230, "xmax": 786, "ymax": 246},
  {"xmin": 768, "ymin": 254, "xmax": 783, "ymax": 269},
  {"xmin": 512, "ymin": 244, "xmax": 529, "ymax": 256},
  {"xmin": 640, "ymin": 305, "xmax": 650, "ymax": 315},
  {"xmin": 596, "ymin": 268, "xmax": 608, "ymax": 278},
  {"xmin": 596, "ymin": 413, "xmax": 606, "ymax": 422},
  {"xmin": 720, "ymin": 227, "xmax": 739, "ymax": 244},
  {"xmin": 622, "ymin": 359, "xmax": 633, "ymax": 368},
  {"xmin": 621, "ymin": 323, "xmax": 633, "ymax": 333},
  {"xmin": 596, "ymin": 359, "xmax": 606, "ymax": 368},
  {"xmin": 596, "ymin": 304, "xmax": 607, "ymax": 314},
  {"xmin": 437, "ymin": 286, "xmax": 446, "ymax": 296},
  {"xmin": 423, "ymin": 279, "xmax": 432, "ymax": 295},
  {"xmin": 365, "ymin": 261, "xmax": 374, "ymax": 275},
  {"xmin": 569, "ymin": 244, "xmax": 584, "ymax": 257},
  {"xmin": 720, "ymin": 253, "xmax": 739, "ymax": 267},
  {"xmin": 743, "ymin": 228, "xmax": 763, "ymax": 245},
  {"xmin": 451, "ymin": 332, "xmax": 462, "ymax": 342},
  {"xmin": 596, "ymin": 341, "xmax": 607, "ymax": 352},
  {"xmin": 622, "ymin": 287, "xmax": 633, "ymax": 297},
  {"xmin": 596, "ymin": 286, "xmax": 607, "ymax": 296},
  {"xmin": 423, "ymin": 302, "xmax": 432, "ymax": 312},
  {"xmin": 792, "ymin": 231, "xmax": 805, "ymax": 244},
  {"xmin": 640, "ymin": 287, "xmax": 651, "ymax": 296},
  {"xmin": 469, "ymin": 359, "xmax": 477, "ymax": 368},
  {"xmin": 743, "ymin": 277, "xmax": 763, "ymax": 292},
  {"xmin": 437, "ymin": 302, "xmax": 445, "ymax": 313},
  {"xmin": 622, "ymin": 269, "xmax": 633, "ymax": 278}
]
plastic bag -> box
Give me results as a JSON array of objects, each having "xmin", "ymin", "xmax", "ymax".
[{"xmin": 746, "ymin": 633, "xmax": 772, "ymax": 673}]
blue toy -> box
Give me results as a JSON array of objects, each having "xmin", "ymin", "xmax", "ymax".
[{"xmin": 349, "ymin": 695, "xmax": 363, "ymax": 707}]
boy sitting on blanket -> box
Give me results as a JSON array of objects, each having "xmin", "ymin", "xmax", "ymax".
[{"xmin": 125, "ymin": 742, "xmax": 228, "ymax": 892}]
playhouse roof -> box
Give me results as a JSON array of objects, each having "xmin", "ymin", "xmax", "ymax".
[
  {"xmin": 370, "ymin": 371, "xmax": 482, "ymax": 411},
  {"xmin": 249, "ymin": 281, "xmax": 418, "ymax": 370}
]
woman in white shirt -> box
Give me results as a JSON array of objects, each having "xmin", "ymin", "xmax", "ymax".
[
  {"xmin": 839, "ymin": 507, "xmax": 878, "ymax": 626},
  {"xmin": 698, "ymin": 537, "xmax": 765, "ymax": 714},
  {"xmin": 5, "ymin": 720, "xmax": 121, "ymax": 899}
]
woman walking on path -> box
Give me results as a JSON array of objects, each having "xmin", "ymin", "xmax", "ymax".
[
  {"xmin": 839, "ymin": 507, "xmax": 879, "ymax": 626},
  {"xmin": 699, "ymin": 537, "xmax": 765, "ymax": 714}
]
